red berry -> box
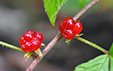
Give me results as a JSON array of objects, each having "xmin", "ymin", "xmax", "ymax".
[
  {"xmin": 73, "ymin": 20, "xmax": 83, "ymax": 34},
  {"xmin": 62, "ymin": 17, "xmax": 75, "ymax": 29},
  {"xmin": 19, "ymin": 30, "xmax": 44, "ymax": 52},
  {"xmin": 58, "ymin": 17, "xmax": 83, "ymax": 40},
  {"xmin": 62, "ymin": 29, "xmax": 75, "ymax": 40}
]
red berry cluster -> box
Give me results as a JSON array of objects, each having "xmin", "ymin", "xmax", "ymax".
[
  {"xmin": 19, "ymin": 30, "xmax": 44, "ymax": 52},
  {"xmin": 59, "ymin": 17, "xmax": 83, "ymax": 40}
]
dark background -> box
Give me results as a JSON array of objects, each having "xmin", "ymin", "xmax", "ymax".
[{"xmin": 0, "ymin": 0, "xmax": 113, "ymax": 71}]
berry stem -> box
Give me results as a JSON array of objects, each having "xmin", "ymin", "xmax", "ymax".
[
  {"xmin": 42, "ymin": 32, "xmax": 63, "ymax": 56},
  {"xmin": 73, "ymin": 0, "xmax": 100, "ymax": 21},
  {"xmin": 26, "ymin": 32, "xmax": 62, "ymax": 71},
  {"xmin": 75, "ymin": 36, "xmax": 109, "ymax": 54},
  {"xmin": 0, "ymin": 41, "xmax": 23, "ymax": 52}
]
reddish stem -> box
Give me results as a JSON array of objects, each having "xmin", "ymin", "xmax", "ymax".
[
  {"xmin": 73, "ymin": 0, "xmax": 100, "ymax": 21},
  {"xmin": 42, "ymin": 32, "xmax": 62, "ymax": 56}
]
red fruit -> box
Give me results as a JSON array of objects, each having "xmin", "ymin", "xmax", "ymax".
[
  {"xmin": 58, "ymin": 17, "xmax": 83, "ymax": 40},
  {"xmin": 62, "ymin": 17, "xmax": 75, "ymax": 29},
  {"xmin": 62, "ymin": 29, "xmax": 75, "ymax": 40},
  {"xmin": 73, "ymin": 20, "xmax": 83, "ymax": 34},
  {"xmin": 19, "ymin": 30, "xmax": 44, "ymax": 52}
]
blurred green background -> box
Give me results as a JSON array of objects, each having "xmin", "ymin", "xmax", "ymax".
[{"xmin": 0, "ymin": 0, "xmax": 113, "ymax": 71}]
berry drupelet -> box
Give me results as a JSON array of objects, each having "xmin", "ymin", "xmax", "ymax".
[
  {"xmin": 19, "ymin": 30, "xmax": 44, "ymax": 52},
  {"xmin": 59, "ymin": 17, "xmax": 83, "ymax": 40}
]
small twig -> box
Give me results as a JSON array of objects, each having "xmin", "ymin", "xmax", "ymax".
[
  {"xmin": 73, "ymin": 0, "xmax": 100, "ymax": 21},
  {"xmin": 75, "ymin": 36, "xmax": 109, "ymax": 54},
  {"xmin": 0, "ymin": 41, "xmax": 23, "ymax": 52},
  {"xmin": 26, "ymin": 0, "xmax": 100, "ymax": 71}
]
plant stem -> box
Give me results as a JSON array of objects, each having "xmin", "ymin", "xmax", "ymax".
[
  {"xmin": 0, "ymin": 41, "xmax": 23, "ymax": 52},
  {"xmin": 73, "ymin": 0, "xmax": 100, "ymax": 21},
  {"xmin": 75, "ymin": 36, "xmax": 109, "ymax": 54},
  {"xmin": 26, "ymin": 0, "xmax": 101, "ymax": 71},
  {"xmin": 26, "ymin": 32, "xmax": 62, "ymax": 71},
  {"xmin": 42, "ymin": 32, "xmax": 62, "ymax": 56}
]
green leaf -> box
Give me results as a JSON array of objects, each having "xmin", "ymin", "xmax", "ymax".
[
  {"xmin": 109, "ymin": 43, "xmax": 113, "ymax": 71},
  {"xmin": 109, "ymin": 43, "xmax": 113, "ymax": 57},
  {"xmin": 43, "ymin": 0, "xmax": 67, "ymax": 26},
  {"xmin": 74, "ymin": 54, "xmax": 109, "ymax": 71},
  {"xmin": 110, "ymin": 56, "xmax": 113, "ymax": 71}
]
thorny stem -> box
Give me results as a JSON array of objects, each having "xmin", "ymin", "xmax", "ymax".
[
  {"xmin": 73, "ymin": 0, "xmax": 100, "ymax": 21},
  {"xmin": 26, "ymin": 0, "xmax": 101, "ymax": 71},
  {"xmin": 75, "ymin": 36, "xmax": 109, "ymax": 54},
  {"xmin": 0, "ymin": 41, "xmax": 23, "ymax": 52},
  {"xmin": 42, "ymin": 33, "xmax": 63, "ymax": 56}
]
